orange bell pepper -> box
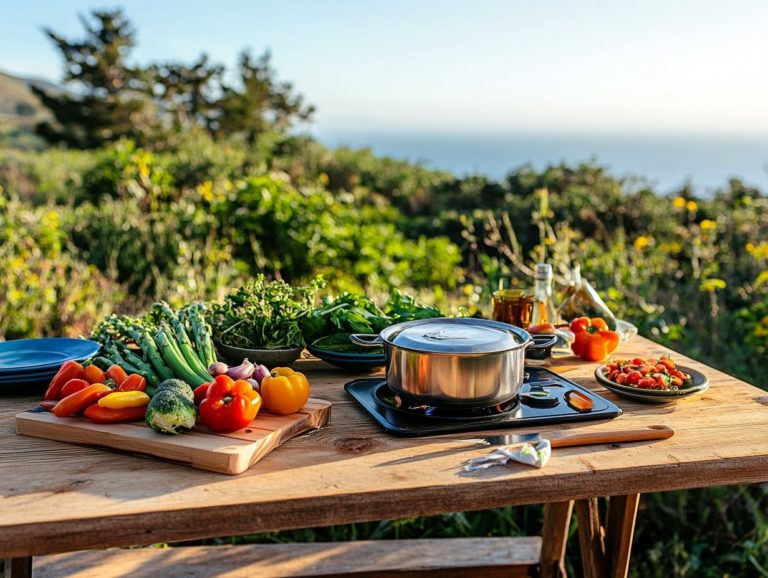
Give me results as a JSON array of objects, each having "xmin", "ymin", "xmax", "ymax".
[
  {"xmin": 261, "ymin": 368, "xmax": 310, "ymax": 415},
  {"xmin": 570, "ymin": 317, "xmax": 620, "ymax": 362}
]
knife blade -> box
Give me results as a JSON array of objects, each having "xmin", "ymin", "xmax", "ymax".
[{"xmin": 459, "ymin": 424, "xmax": 675, "ymax": 449}]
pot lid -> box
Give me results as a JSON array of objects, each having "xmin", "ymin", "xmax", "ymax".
[{"xmin": 383, "ymin": 318, "xmax": 529, "ymax": 354}]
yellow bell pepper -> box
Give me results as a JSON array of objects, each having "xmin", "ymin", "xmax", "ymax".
[
  {"xmin": 261, "ymin": 369, "xmax": 310, "ymax": 415},
  {"xmin": 98, "ymin": 390, "xmax": 150, "ymax": 409}
]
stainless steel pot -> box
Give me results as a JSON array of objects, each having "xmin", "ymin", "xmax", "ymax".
[{"xmin": 351, "ymin": 318, "xmax": 557, "ymax": 409}]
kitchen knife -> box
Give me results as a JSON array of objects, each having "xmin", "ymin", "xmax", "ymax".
[{"xmin": 460, "ymin": 424, "xmax": 674, "ymax": 449}]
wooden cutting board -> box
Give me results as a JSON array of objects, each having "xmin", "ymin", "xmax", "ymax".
[{"xmin": 15, "ymin": 398, "xmax": 331, "ymax": 475}]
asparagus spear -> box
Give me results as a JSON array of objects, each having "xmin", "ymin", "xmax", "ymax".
[
  {"xmin": 185, "ymin": 304, "xmax": 217, "ymax": 367},
  {"xmin": 154, "ymin": 328, "xmax": 209, "ymax": 387}
]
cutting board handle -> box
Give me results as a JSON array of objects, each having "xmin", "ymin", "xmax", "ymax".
[{"xmin": 548, "ymin": 425, "xmax": 675, "ymax": 449}]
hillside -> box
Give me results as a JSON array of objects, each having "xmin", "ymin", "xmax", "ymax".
[{"xmin": 0, "ymin": 70, "xmax": 55, "ymax": 125}]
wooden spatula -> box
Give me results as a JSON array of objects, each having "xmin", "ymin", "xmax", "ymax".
[{"xmin": 460, "ymin": 424, "xmax": 675, "ymax": 449}]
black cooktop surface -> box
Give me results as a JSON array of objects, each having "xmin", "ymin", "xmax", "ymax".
[{"xmin": 344, "ymin": 366, "xmax": 622, "ymax": 436}]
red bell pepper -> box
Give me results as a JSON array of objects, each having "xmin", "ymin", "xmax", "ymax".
[
  {"xmin": 193, "ymin": 383, "xmax": 211, "ymax": 406},
  {"xmin": 43, "ymin": 360, "xmax": 85, "ymax": 401},
  {"xmin": 199, "ymin": 376, "xmax": 261, "ymax": 432}
]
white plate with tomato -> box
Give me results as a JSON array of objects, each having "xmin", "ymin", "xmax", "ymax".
[{"xmin": 595, "ymin": 356, "xmax": 709, "ymax": 403}]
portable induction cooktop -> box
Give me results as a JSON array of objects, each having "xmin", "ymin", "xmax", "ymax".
[{"xmin": 344, "ymin": 367, "xmax": 622, "ymax": 436}]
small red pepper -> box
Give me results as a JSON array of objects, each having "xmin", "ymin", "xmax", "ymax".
[
  {"xmin": 52, "ymin": 383, "xmax": 112, "ymax": 418},
  {"xmin": 83, "ymin": 364, "xmax": 106, "ymax": 384},
  {"xmin": 106, "ymin": 365, "xmax": 129, "ymax": 386},
  {"xmin": 117, "ymin": 374, "xmax": 147, "ymax": 393},
  {"xmin": 83, "ymin": 404, "xmax": 147, "ymax": 424},
  {"xmin": 199, "ymin": 377, "xmax": 261, "ymax": 432},
  {"xmin": 43, "ymin": 360, "xmax": 85, "ymax": 401},
  {"xmin": 60, "ymin": 378, "xmax": 90, "ymax": 398}
]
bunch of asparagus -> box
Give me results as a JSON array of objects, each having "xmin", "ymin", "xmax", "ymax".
[{"xmin": 92, "ymin": 302, "xmax": 217, "ymax": 394}]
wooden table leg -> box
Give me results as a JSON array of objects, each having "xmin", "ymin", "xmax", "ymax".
[
  {"xmin": 575, "ymin": 494, "xmax": 641, "ymax": 578},
  {"xmin": 3, "ymin": 557, "xmax": 32, "ymax": 578},
  {"xmin": 540, "ymin": 500, "xmax": 575, "ymax": 578},
  {"xmin": 605, "ymin": 494, "xmax": 640, "ymax": 578},
  {"xmin": 575, "ymin": 498, "xmax": 608, "ymax": 578}
]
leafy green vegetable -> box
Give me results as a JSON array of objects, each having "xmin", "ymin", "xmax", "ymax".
[
  {"xmin": 304, "ymin": 288, "xmax": 444, "ymax": 342},
  {"xmin": 207, "ymin": 275, "xmax": 324, "ymax": 349},
  {"xmin": 311, "ymin": 333, "xmax": 384, "ymax": 355}
]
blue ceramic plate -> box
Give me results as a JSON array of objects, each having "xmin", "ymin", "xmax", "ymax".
[
  {"xmin": 0, "ymin": 368, "xmax": 58, "ymax": 382},
  {"xmin": 0, "ymin": 373, "xmax": 55, "ymax": 394},
  {"xmin": 0, "ymin": 338, "xmax": 100, "ymax": 373}
]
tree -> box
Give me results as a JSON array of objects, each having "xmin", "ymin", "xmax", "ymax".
[
  {"xmin": 149, "ymin": 55, "xmax": 224, "ymax": 134},
  {"xmin": 34, "ymin": 10, "xmax": 314, "ymax": 148},
  {"xmin": 215, "ymin": 50, "xmax": 315, "ymax": 143},
  {"xmin": 32, "ymin": 9, "xmax": 151, "ymax": 148}
]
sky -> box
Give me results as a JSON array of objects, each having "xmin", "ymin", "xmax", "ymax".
[{"xmin": 2, "ymin": 0, "xmax": 768, "ymax": 137}]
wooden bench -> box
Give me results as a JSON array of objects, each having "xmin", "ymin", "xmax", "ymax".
[{"xmin": 31, "ymin": 537, "xmax": 543, "ymax": 578}]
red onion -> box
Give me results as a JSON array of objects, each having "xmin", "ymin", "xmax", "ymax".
[
  {"xmin": 251, "ymin": 364, "xmax": 270, "ymax": 385},
  {"xmin": 208, "ymin": 361, "xmax": 229, "ymax": 376},
  {"xmin": 245, "ymin": 378, "xmax": 260, "ymax": 393},
  {"xmin": 226, "ymin": 358, "xmax": 255, "ymax": 380}
]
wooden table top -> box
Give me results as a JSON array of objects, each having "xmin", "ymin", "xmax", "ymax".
[{"xmin": 1, "ymin": 337, "xmax": 767, "ymax": 558}]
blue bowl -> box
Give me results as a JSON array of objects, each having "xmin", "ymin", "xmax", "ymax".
[{"xmin": 306, "ymin": 345, "xmax": 386, "ymax": 371}]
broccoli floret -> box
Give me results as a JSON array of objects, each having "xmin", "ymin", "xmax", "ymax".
[
  {"xmin": 146, "ymin": 389, "xmax": 197, "ymax": 434},
  {"xmin": 156, "ymin": 378, "xmax": 195, "ymax": 402}
]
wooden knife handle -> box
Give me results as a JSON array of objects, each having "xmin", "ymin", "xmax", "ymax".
[{"xmin": 548, "ymin": 425, "xmax": 675, "ymax": 449}]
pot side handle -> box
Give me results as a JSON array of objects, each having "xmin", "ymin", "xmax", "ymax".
[
  {"xmin": 349, "ymin": 334, "xmax": 384, "ymax": 347},
  {"xmin": 528, "ymin": 334, "xmax": 558, "ymax": 350}
]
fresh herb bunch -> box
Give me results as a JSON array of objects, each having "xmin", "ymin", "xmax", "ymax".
[
  {"xmin": 208, "ymin": 275, "xmax": 324, "ymax": 349},
  {"xmin": 304, "ymin": 288, "xmax": 443, "ymax": 342}
]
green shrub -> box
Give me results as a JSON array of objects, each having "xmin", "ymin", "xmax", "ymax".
[{"xmin": 0, "ymin": 190, "xmax": 114, "ymax": 338}]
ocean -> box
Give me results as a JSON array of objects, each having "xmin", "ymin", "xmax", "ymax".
[{"xmin": 312, "ymin": 131, "xmax": 768, "ymax": 196}]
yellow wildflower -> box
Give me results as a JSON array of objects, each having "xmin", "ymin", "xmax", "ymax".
[
  {"xmin": 672, "ymin": 197, "xmax": 686, "ymax": 209},
  {"xmin": 699, "ymin": 219, "xmax": 717, "ymax": 231},
  {"xmin": 633, "ymin": 235, "xmax": 653, "ymax": 250},
  {"xmin": 659, "ymin": 241, "xmax": 683, "ymax": 254},
  {"xmin": 748, "ymin": 242, "xmax": 768, "ymax": 260},
  {"xmin": 699, "ymin": 278, "xmax": 726, "ymax": 292},
  {"xmin": 686, "ymin": 200, "xmax": 698, "ymax": 212},
  {"xmin": 196, "ymin": 180, "xmax": 215, "ymax": 203}
]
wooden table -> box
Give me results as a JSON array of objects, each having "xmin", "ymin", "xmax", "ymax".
[{"xmin": 1, "ymin": 337, "xmax": 767, "ymax": 577}]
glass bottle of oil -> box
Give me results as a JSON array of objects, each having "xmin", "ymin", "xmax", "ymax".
[{"xmin": 530, "ymin": 263, "xmax": 558, "ymax": 325}]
